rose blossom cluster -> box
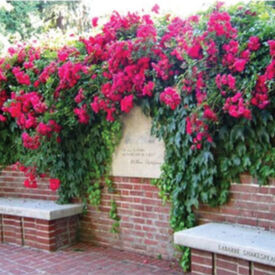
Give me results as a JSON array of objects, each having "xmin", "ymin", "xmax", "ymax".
[
  {"xmin": 216, "ymin": 74, "xmax": 236, "ymax": 92},
  {"xmin": 3, "ymin": 91, "xmax": 46, "ymax": 129},
  {"xmin": 223, "ymin": 92, "xmax": 252, "ymax": 119},
  {"xmin": 12, "ymin": 162, "xmax": 60, "ymax": 191},
  {"xmin": 85, "ymin": 13, "xmax": 160, "ymax": 120},
  {"xmin": 251, "ymin": 40, "xmax": 275, "ymax": 109},
  {"xmin": 186, "ymin": 114, "xmax": 213, "ymax": 150},
  {"xmin": 3, "ymin": 90, "xmax": 61, "ymax": 149},
  {"xmin": 0, "ymin": 3, "xmax": 273, "ymax": 193},
  {"xmin": 0, "ymin": 90, "xmax": 8, "ymax": 122},
  {"xmin": 159, "ymin": 87, "xmax": 181, "ymax": 110},
  {"xmin": 207, "ymin": 11, "xmax": 237, "ymax": 38}
]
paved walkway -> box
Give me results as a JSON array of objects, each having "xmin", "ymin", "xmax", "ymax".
[{"xmin": 0, "ymin": 243, "xmax": 183, "ymax": 275}]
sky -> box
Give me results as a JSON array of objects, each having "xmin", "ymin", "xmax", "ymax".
[{"xmin": 85, "ymin": 0, "xmax": 251, "ymax": 17}]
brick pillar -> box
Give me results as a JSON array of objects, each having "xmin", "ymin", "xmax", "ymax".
[
  {"xmin": 2, "ymin": 215, "xmax": 23, "ymax": 245},
  {"xmin": 237, "ymin": 259, "xmax": 250, "ymax": 275},
  {"xmin": 35, "ymin": 219, "xmax": 56, "ymax": 251},
  {"xmin": 191, "ymin": 248, "xmax": 213, "ymax": 275},
  {"xmin": 22, "ymin": 217, "xmax": 37, "ymax": 248},
  {"xmin": 215, "ymin": 254, "xmax": 239, "ymax": 275}
]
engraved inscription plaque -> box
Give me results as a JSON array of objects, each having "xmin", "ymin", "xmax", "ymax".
[{"xmin": 111, "ymin": 107, "xmax": 165, "ymax": 178}]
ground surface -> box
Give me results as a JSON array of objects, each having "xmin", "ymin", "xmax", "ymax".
[{"xmin": 0, "ymin": 243, "xmax": 184, "ymax": 275}]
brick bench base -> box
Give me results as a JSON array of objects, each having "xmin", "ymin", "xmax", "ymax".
[
  {"xmin": 0, "ymin": 214, "xmax": 79, "ymax": 250},
  {"xmin": 174, "ymin": 223, "xmax": 275, "ymax": 275},
  {"xmin": 0, "ymin": 197, "xmax": 82, "ymax": 251},
  {"xmin": 191, "ymin": 249, "xmax": 275, "ymax": 275}
]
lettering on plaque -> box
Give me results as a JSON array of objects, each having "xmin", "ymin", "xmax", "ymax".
[{"xmin": 111, "ymin": 107, "xmax": 165, "ymax": 178}]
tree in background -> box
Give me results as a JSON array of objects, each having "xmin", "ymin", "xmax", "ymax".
[
  {"xmin": 0, "ymin": 0, "xmax": 91, "ymax": 51},
  {"xmin": 36, "ymin": 1, "xmax": 91, "ymax": 34}
]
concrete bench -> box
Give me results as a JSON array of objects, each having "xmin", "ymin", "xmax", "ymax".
[
  {"xmin": 0, "ymin": 197, "xmax": 83, "ymax": 251},
  {"xmin": 174, "ymin": 223, "xmax": 275, "ymax": 274}
]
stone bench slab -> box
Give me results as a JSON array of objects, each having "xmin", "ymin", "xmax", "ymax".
[
  {"xmin": 0, "ymin": 197, "xmax": 83, "ymax": 220},
  {"xmin": 174, "ymin": 223, "xmax": 275, "ymax": 267}
]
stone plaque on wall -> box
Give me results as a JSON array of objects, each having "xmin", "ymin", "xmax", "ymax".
[{"xmin": 111, "ymin": 107, "xmax": 165, "ymax": 178}]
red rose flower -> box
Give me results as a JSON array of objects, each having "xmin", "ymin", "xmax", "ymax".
[
  {"xmin": 160, "ymin": 87, "xmax": 181, "ymax": 110},
  {"xmin": 203, "ymin": 106, "xmax": 218, "ymax": 121},
  {"xmin": 233, "ymin": 59, "xmax": 246, "ymax": 72},
  {"xmin": 49, "ymin": 178, "xmax": 60, "ymax": 191},
  {"xmin": 247, "ymin": 36, "xmax": 260, "ymax": 51},
  {"xmin": 120, "ymin": 95, "xmax": 134, "ymax": 113},
  {"xmin": 268, "ymin": 40, "xmax": 275, "ymax": 57},
  {"xmin": 151, "ymin": 4, "xmax": 160, "ymax": 14},
  {"xmin": 92, "ymin": 17, "xmax": 98, "ymax": 27}
]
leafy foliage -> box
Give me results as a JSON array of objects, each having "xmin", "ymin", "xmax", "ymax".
[{"xmin": 109, "ymin": 199, "xmax": 120, "ymax": 234}]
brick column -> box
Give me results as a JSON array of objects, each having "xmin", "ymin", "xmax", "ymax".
[
  {"xmin": 2, "ymin": 215, "xmax": 23, "ymax": 245},
  {"xmin": 191, "ymin": 248, "xmax": 213, "ymax": 275}
]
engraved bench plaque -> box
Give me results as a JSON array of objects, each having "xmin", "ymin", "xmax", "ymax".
[{"xmin": 111, "ymin": 107, "xmax": 165, "ymax": 178}]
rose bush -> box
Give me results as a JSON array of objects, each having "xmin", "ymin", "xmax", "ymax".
[{"xmin": 0, "ymin": 1, "xmax": 274, "ymax": 270}]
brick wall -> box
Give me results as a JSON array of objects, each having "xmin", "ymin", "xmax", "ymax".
[
  {"xmin": 80, "ymin": 176, "xmax": 175, "ymax": 260},
  {"xmin": 195, "ymin": 174, "xmax": 275, "ymax": 231},
  {"xmin": 0, "ymin": 214, "xmax": 79, "ymax": 251},
  {"xmin": 1, "ymin": 167, "xmax": 275, "ymax": 264},
  {"xmin": 0, "ymin": 167, "xmax": 58, "ymax": 201}
]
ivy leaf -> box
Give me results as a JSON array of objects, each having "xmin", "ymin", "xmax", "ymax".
[{"xmin": 230, "ymin": 125, "xmax": 245, "ymax": 142}]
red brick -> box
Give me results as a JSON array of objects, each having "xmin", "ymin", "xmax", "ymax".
[
  {"xmin": 191, "ymin": 254, "xmax": 212, "ymax": 266},
  {"xmin": 192, "ymin": 263, "xmax": 212, "ymax": 274},
  {"xmin": 253, "ymin": 194, "xmax": 274, "ymax": 203},
  {"xmin": 215, "ymin": 268, "xmax": 237, "ymax": 275},
  {"xmin": 238, "ymin": 266, "xmax": 250, "ymax": 275},
  {"xmin": 144, "ymin": 239, "xmax": 158, "ymax": 245},
  {"xmin": 216, "ymin": 258, "xmax": 237, "ymax": 272},
  {"xmin": 220, "ymin": 207, "xmax": 242, "ymax": 216},
  {"xmin": 237, "ymin": 218, "xmax": 257, "ymax": 227},
  {"xmin": 231, "ymin": 192, "xmax": 252, "ymax": 201},
  {"xmin": 129, "ymin": 190, "xmax": 143, "ymax": 196},
  {"xmin": 270, "ymin": 187, "xmax": 275, "ymax": 195},
  {"xmin": 129, "ymin": 177, "xmax": 143, "ymax": 183},
  {"xmin": 192, "ymin": 249, "xmax": 212, "ymax": 258},
  {"xmin": 35, "ymin": 224, "xmax": 56, "ymax": 232}
]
